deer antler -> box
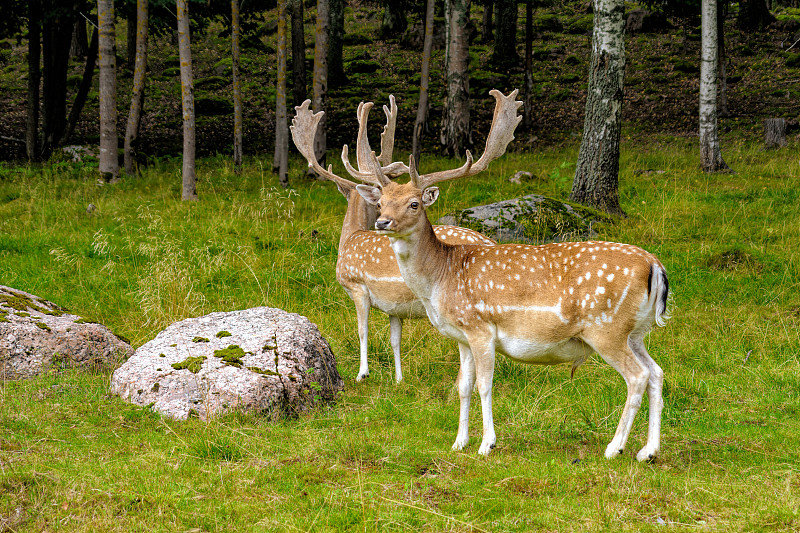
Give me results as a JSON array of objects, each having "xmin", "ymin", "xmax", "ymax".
[
  {"xmin": 341, "ymin": 96, "xmax": 409, "ymax": 181},
  {"xmin": 412, "ymin": 89, "xmax": 522, "ymax": 190},
  {"xmin": 291, "ymin": 99, "xmax": 384, "ymax": 188}
]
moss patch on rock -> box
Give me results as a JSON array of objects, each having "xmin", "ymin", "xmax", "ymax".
[
  {"xmin": 216, "ymin": 330, "xmax": 232, "ymax": 338},
  {"xmin": 172, "ymin": 356, "xmax": 207, "ymax": 374},
  {"xmin": 214, "ymin": 344, "xmax": 246, "ymax": 368}
]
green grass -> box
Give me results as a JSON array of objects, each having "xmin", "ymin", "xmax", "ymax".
[{"xmin": 1, "ymin": 137, "xmax": 799, "ymax": 531}]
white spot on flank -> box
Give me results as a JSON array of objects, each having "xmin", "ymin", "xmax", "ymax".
[
  {"xmin": 607, "ymin": 273, "xmax": 615, "ymax": 281},
  {"xmin": 596, "ymin": 286, "xmax": 606, "ymax": 295}
]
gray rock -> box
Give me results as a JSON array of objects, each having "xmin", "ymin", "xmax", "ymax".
[
  {"xmin": 111, "ymin": 307, "xmax": 343, "ymax": 421},
  {"xmin": 0, "ymin": 286, "xmax": 132, "ymax": 380},
  {"xmin": 436, "ymin": 194, "xmax": 613, "ymax": 244}
]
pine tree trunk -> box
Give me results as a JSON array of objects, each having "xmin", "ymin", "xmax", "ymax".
[
  {"xmin": 275, "ymin": 0, "xmax": 289, "ymax": 188},
  {"xmin": 570, "ymin": 0, "xmax": 625, "ymax": 216},
  {"xmin": 764, "ymin": 118, "xmax": 787, "ymax": 148},
  {"xmin": 126, "ymin": 3, "xmax": 137, "ymax": 71},
  {"xmin": 328, "ymin": 0, "xmax": 346, "ymax": 87},
  {"xmin": 523, "ymin": 0, "xmax": 533, "ymax": 131},
  {"xmin": 177, "ymin": 0, "xmax": 198, "ymax": 200},
  {"xmin": 699, "ymin": 0, "xmax": 730, "ymax": 173},
  {"xmin": 312, "ymin": 0, "xmax": 329, "ymax": 167},
  {"xmin": 482, "ymin": 0, "xmax": 494, "ymax": 42},
  {"xmin": 70, "ymin": 17, "xmax": 88, "ymax": 58},
  {"xmin": 381, "ymin": 0, "xmax": 407, "ymax": 38},
  {"xmin": 491, "ymin": 0, "xmax": 519, "ymax": 68},
  {"xmin": 26, "ymin": 0, "xmax": 41, "ymax": 161},
  {"xmin": 98, "ymin": 0, "xmax": 120, "ymax": 182},
  {"xmin": 441, "ymin": 0, "xmax": 471, "ymax": 157},
  {"xmin": 124, "ymin": 0, "xmax": 148, "ymax": 175},
  {"xmin": 291, "ymin": 0, "xmax": 306, "ymax": 106},
  {"xmin": 412, "ymin": 0, "xmax": 435, "ymax": 168},
  {"xmin": 60, "ymin": 25, "xmax": 99, "ymax": 146},
  {"xmin": 232, "ymin": 0, "xmax": 243, "ymax": 174},
  {"xmin": 737, "ymin": 0, "xmax": 775, "ymax": 30},
  {"xmin": 41, "ymin": 0, "xmax": 75, "ymax": 159}
]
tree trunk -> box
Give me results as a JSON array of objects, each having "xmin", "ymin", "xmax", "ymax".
[
  {"xmin": 70, "ymin": 16, "xmax": 88, "ymax": 58},
  {"xmin": 482, "ymin": 0, "xmax": 494, "ymax": 42},
  {"xmin": 764, "ymin": 118, "xmax": 786, "ymax": 148},
  {"xmin": 523, "ymin": 0, "xmax": 533, "ymax": 130},
  {"xmin": 177, "ymin": 0, "xmax": 198, "ymax": 200},
  {"xmin": 124, "ymin": 0, "xmax": 148, "ymax": 175},
  {"xmin": 381, "ymin": 0, "xmax": 407, "ymax": 39},
  {"xmin": 328, "ymin": 0, "xmax": 346, "ymax": 87},
  {"xmin": 717, "ymin": 1, "xmax": 729, "ymax": 117},
  {"xmin": 291, "ymin": 0, "xmax": 307, "ymax": 106},
  {"xmin": 491, "ymin": 0, "xmax": 519, "ymax": 68},
  {"xmin": 312, "ymin": 0, "xmax": 329, "ymax": 167},
  {"xmin": 60, "ymin": 25, "xmax": 99, "ymax": 146},
  {"xmin": 232, "ymin": 0, "xmax": 243, "ymax": 174},
  {"xmin": 126, "ymin": 2, "xmax": 137, "ymax": 71},
  {"xmin": 412, "ymin": 0, "xmax": 435, "ymax": 168},
  {"xmin": 737, "ymin": 0, "xmax": 775, "ymax": 31},
  {"xmin": 26, "ymin": 0, "xmax": 41, "ymax": 161},
  {"xmin": 440, "ymin": 0, "xmax": 471, "ymax": 157},
  {"xmin": 41, "ymin": 0, "xmax": 76, "ymax": 159},
  {"xmin": 98, "ymin": 0, "xmax": 120, "ymax": 182},
  {"xmin": 570, "ymin": 0, "xmax": 625, "ymax": 216},
  {"xmin": 699, "ymin": 0, "xmax": 730, "ymax": 172},
  {"xmin": 275, "ymin": 0, "xmax": 290, "ymax": 188}
]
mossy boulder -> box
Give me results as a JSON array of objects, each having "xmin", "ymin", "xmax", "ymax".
[{"xmin": 436, "ymin": 194, "xmax": 614, "ymax": 244}]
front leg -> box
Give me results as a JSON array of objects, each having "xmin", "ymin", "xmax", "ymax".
[
  {"xmin": 353, "ymin": 293, "xmax": 371, "ymax": 381},
  {"xmin": 452, "ymin": 342, "xmax": 475, "ymax": 451},
  {"xmin": 469, "ymin": 337, "xmax": 497, "ymax": 456},
  {"xmin": 389, "ymin": 315, "xmax": 403, "ymax": 383}
]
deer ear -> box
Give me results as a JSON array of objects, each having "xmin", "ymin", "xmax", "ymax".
[
  {"xmin": 356, "ymin": 184, "xmax": 382, "ymax": 205},
  {"xmin": 336, "ymin": 181, "xmax": 352, "ymax": 199},
  {"xmin": 422, "ymin": 187, "xmax": 439, "ymax": 207}
]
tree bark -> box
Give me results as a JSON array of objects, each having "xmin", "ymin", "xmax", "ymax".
[
  {"xmin": 312, "ymin": 0, "xmax": 329, "ymax": 166},
  {"xmin": 737, "ymin": 0, "xmax": 775, "ymax": 31},
  {"xmin": 177, "ymin": 0, "xmax": 198, "ymax": 200},
  {"xmin": 275, "ymin": 0, "xmax": 289, "ymax": 188},
  {"xmin": 440, "ymin": 0, "xmax": 471, "ymax": 157},
  {"xmin": 328, "ymin": 0, "xmax": 346, "ymax": 87},
  {"xmin": 41, "ymin": 0, "xmax": 76, "ymax": 159},
  {"xmin": 699, "ymin": 0, "xmax": 730, "ymax": 173},
  {"xmin": 126, "ymin": 2, "xmax": 137, "ymax": 71},
  {"xmin": 232, "ymin": 0, "xmax": 243, "ymax": 174},
  {"xmin": 380, "ymin": 0, "xmax": 407, "ymax": 39},
  {"xmin": 717, "ymin": 1, "xmax": 729, "ymax": 117},
  {"xmin": 523, "ymin": 0, "xmax": 533, "ymax": 130},
  {"xmin": 482, "ymin": 0, "xmax": 494, "ymax": 42},
  {"xmin": 60, "ymin": 25, "xmax": 99, "ymax": 146},
  {"xmin": 70, "ymin": 16, "xmax": 88, "ymax": 58},
  {"xmin": 412, "ymin": 0, "xmax": 436, "ymax": 168},
  {"xmin": 763, "ymin": 118, "xmax": 786, "ymax": 148},
  {"xmin": 291, "ymin": 0, "xmax": 307, "ymax": 105},
  {"xmin": 98, "ymin": 0, "xmax": 120, "ymax": 182},
  {"xmin": 26, "ymin": 0, "xmax": 41, "ymax": 161},
  {"xmin": 570, "ymin": 0, "xmax": 625, "ymax": 216},
  {"xmin": 491, "ymin": 0, "xmax": 519, "ymax": 68},
  {"xmin": 124, "ymin": 0, "xmax": 148, "ymax": 175}
]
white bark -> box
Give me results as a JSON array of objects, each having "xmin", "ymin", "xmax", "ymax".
[
  {"xmin": 98, "ymin": 0, "xmax": 119, "ymax": 182},
  {"xmin": 177, "ymin": 0, "xmax": 198, "ymax": 200},
  {"xmin": 699, "ymin": 0, "xmax": 730, "ymax": 172}
]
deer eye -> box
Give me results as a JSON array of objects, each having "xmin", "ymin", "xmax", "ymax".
[{"xmin": 409, "ymin": 201, "xmax": 419, "ymax": 210}]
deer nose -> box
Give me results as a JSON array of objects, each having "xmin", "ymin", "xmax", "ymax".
[{"xmin": 375, "ymin": 219, "xmax": 392, "ymax": 231}]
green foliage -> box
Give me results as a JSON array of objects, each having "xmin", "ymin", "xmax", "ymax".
[{"xmin": 171, "ymin": 355, "xmax": 207, "ymax": 373}]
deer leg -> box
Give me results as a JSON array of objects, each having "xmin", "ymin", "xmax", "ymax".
[
  {"xmin": 389, "ymin": 315, "xmax": 403, "ymax": 383},
  {"xmin": 452, "ymin": 342, "xmax": 475, "ymax": 451},
  {"xmin": 353, "ymin": 293, "xmax": 371, "ymax": 381},
  {"xmin": 629, "ymin": 337, "xmax": 664, "ymax": 461},
  {"xmin": 470, "ymin": 337, "xmax": 497, "ymax": 456},
  {"xmin": 588, "ymin": 335, "xmax": 650, "ymax": 459}
]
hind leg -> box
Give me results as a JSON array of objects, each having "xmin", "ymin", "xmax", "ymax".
[{"xmin": 630, "ymin": 336, "xmax": 664, "ymax": 461}]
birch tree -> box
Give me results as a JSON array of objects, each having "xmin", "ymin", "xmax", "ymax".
[
  {"xmin": 274, "ymin": 0, "xmax": 289, "ymax": 187},
  {"xmin": 98, "ymin": 0, "xmax": 119, "ymax": 182},
  {"xmin": 570, "ymin": 0, "xmax": 625, "ymax": 216},
  {"xmin": 440, "ymin": 0, "xmax": 471, "ymax": 157},
  {"xmin": 177, "ymin": 0, "xmax": 198, "ymax": 200},
  {"xmin": 312, "ymin": 0, "xmax": 329, "ymax": 166},
  {"xmin": 699, "ymin": 0, "xmax": 730, "ymax": 172},
  {"xmin": 412, "ymin": 0, "xmax": 435, "ymax": 167},
  {"xmin": 232, "ymin": 0, "xmax": 243, "ymax": 174},
  {"xmin": 124, "ymin": 0, "xmax": 148, "ymax": 175}
]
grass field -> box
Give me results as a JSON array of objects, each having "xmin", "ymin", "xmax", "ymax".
[{"xmin": 1, "ymin": 137, "xmax": 799, "ymax": 531}]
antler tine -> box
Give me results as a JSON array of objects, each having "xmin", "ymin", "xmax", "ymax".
[
  {"xmin": 368, "ymin": 150, "xmax": 391, "ymax": 187},
  {"xmin": 290, "ymin": 100, "xmax": 358, "ymax": 189},
  {"xmin": 416, "ymin": 89, "xmax": 522, "ymax": 190},
  {"xmin": 378, "ymin": 95, "xmax": 397, "ymax": 167}
]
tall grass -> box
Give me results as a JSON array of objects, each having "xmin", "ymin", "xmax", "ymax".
[{"xmin": 1, "ymin": 137, "xmax": 799, "ymax": 531}]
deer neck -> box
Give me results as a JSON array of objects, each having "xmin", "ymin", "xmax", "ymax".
[
  {"xmin": 339, "ymin": 192, "xmax": 378, "ymax": 252},
  {"xmin": 387, "ymin": 215, "xmax": 449, "ymax": 300}
]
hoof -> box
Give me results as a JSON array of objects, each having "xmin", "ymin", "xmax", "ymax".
[
  {"xmin": 636, "ymin": 447, "xmax": 659, "ymax": 462},
  {"xmin": 478, "ymin": 441, "xmax": 496, "ymax": 456},
  {"xmin": 356, "ymin": 371, "xmax": 368, "ymax": 382},
  {"xmin": 604, "ymin": 442, "xmax": 624, "ymax": 460}
]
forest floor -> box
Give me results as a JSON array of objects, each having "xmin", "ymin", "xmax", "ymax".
[{"xmin": 0, "ymin": 3, "xmax": 799, "ymax": 162}]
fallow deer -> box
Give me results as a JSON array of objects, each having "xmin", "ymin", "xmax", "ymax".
[
  {"xmin": 290, "ymin": 96, "xmax": 494, "ymax": 383},
  {"xmin": 352, "ymin": 89, "xmax": 670, "ymax": 461}
]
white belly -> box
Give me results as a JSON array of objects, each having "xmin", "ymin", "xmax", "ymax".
[{"xmin": 496, "ymin": 334, "xmax": 591, "ymax": 365}]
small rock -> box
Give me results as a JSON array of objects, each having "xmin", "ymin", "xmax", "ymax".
[
  {"xmin": 86, "ymin": 203, "xmax": 97, "ymax": 214},
  {"xmin": 508, "ymin": 171, "xmax": 534, "ymax": 184}
]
